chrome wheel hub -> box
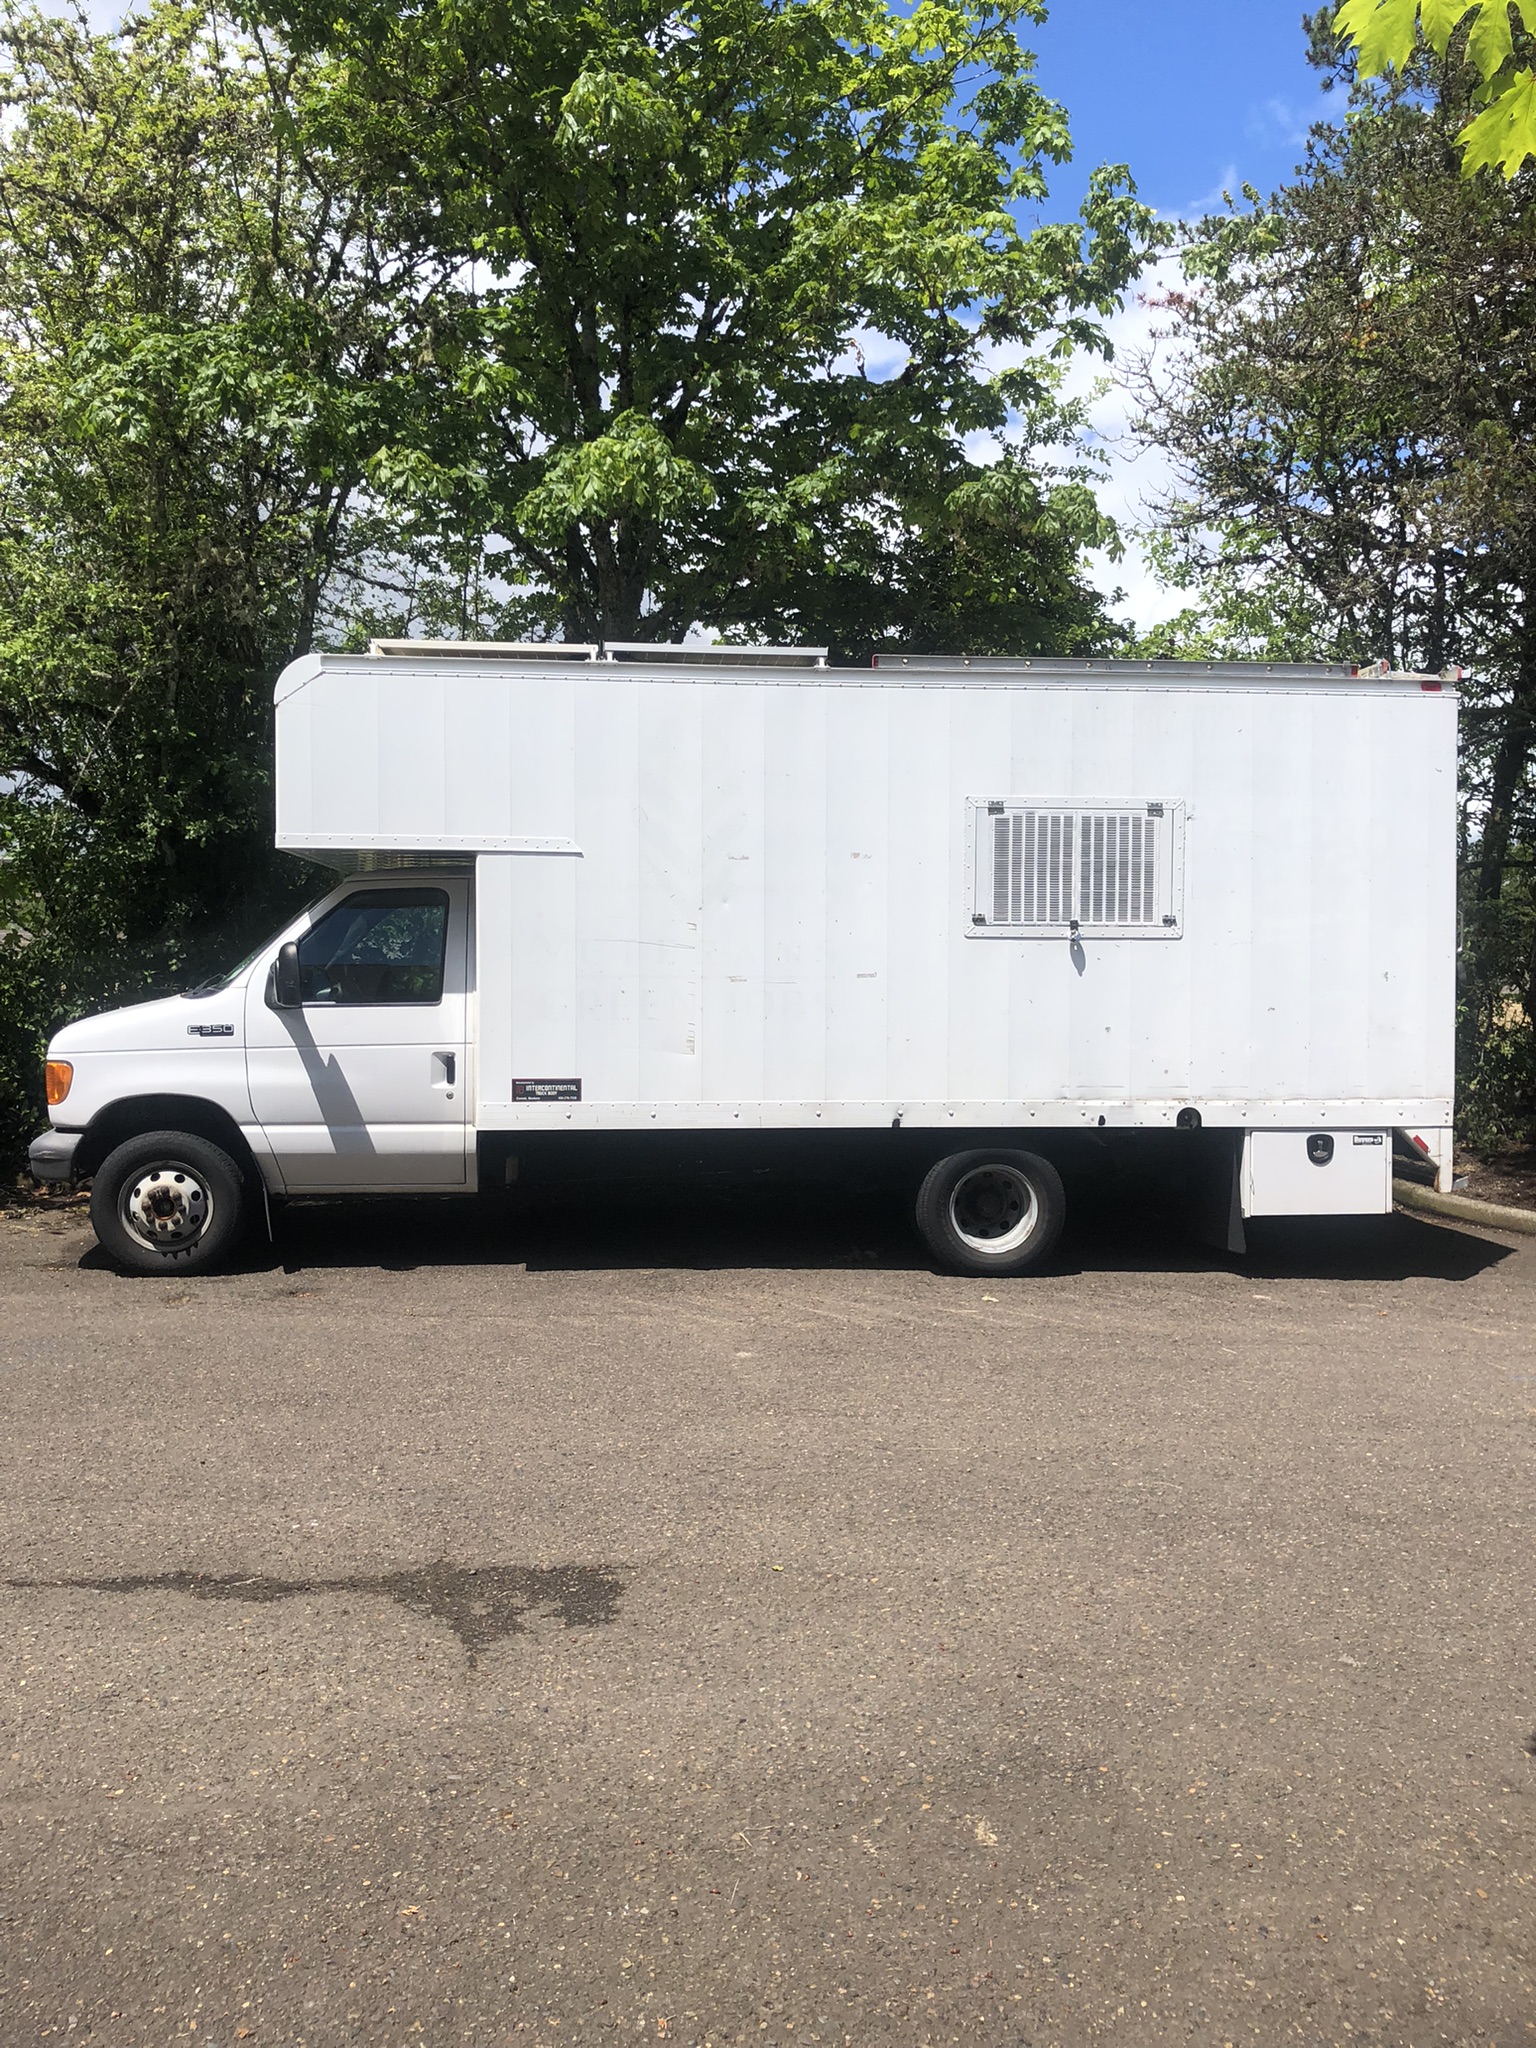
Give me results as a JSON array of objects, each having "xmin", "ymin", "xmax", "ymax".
[
  {"xmin": 121, "ymin": 1164, "xmax": 212, "ymax": 1252},
  {"xmin": 948, "ymin": 1165, "xmax": 1038, "ymax": 1256}
]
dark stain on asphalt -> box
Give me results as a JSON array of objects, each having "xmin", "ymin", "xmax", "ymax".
[{"xmin": 1, "ymin": 1562, "xmax": 625, "ymax": 1664}]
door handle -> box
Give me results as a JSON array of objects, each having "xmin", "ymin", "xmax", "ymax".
[{"xmin": 434, "ymin": 1050, "xmax": 456, "ymax": 1089}]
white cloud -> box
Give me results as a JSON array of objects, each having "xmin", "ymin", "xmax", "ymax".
[
  {"xmin": 962, "ymin": 258, "xmax": 1190, "ymax": 635},
  {"xmin": 828, "ymin": 326, "xmax": 909, "ymax": 383},
  {"xmin": 1247, "ymin": 90, "xmax": 1332, "ymax": 152},
  {"xmin": 1055, "ymin": 256, "xmax": 1190, "ymax": 634},
  {"xmin": 1178, "ymin": 164, "xmax": 1243, "ymax": 219},
  {"xmin": 54, "ymin": 0, "xmax": 125, "ymax": 27}
]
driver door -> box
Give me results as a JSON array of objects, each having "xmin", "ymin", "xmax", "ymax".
[{"xmin": 244, "ymin": 880, "xmax": 470, "ymax": 1190}]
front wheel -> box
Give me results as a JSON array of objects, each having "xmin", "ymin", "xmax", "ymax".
[
  {"xmin": 914, "ymin": 1148, "xmax": 1065, "ymax": 1277},
  {"xmin": 90, "ymin": 1130, "xmax": 248, "ymax": 1276}
]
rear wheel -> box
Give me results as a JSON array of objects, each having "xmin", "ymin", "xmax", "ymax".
[
  {"xmin": 914, "ymin": 1148, "xmax": 1065, "ymax": 1277},
  {"xmin": 90, "ymin": 1130, "xmax": 248, "ymax": 1276}
]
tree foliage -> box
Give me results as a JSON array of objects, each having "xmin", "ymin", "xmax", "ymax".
[
  {"xmin": 0, "ymin": 0, "xmax": 1147, "ymax": 1162},
  {"xmin": 1334, "ymin": 0, "xmax": 1536, "ymax": 177},
  {"xmin": 0, "ymin": 0, "xmax": 455, "ymax": 1154},
  {"xmin": 257, "ymin": 0, "xmax": 1149, "ymax": 659},
  {"xmin": 1132, "ymin": 23, "xmax": 1536, "ymax": 1145}
]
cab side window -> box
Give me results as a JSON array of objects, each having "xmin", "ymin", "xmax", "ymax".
[{"xmin": 296, "ymin": 890, "xmax": 449, "ymax": 1005}]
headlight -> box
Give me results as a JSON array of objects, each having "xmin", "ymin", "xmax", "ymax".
[{"xmin": 45, "ymin": 1060, "xmax": 72, "ymax": 1106}]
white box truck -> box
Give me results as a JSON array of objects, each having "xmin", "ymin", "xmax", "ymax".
[{"xmin": 29, "ymin": 644, "xmax": 1457, "ymax": 1275}]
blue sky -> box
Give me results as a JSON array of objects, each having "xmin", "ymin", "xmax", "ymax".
[
  {"xmin": 1029, "ymin": 1, "xmax": 1327, "ymax": 222},
  {"xmin": 1009, "ymin": 5, "xmax": 1334, "ymax": 631}
]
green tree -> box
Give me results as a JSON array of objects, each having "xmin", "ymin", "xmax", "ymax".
[
  {"xmin": 1334, "ymin": 0, "xmax": 1536, "ymax": 177},
  {"xmin": 1131, "ymin": 20, "xmax": 1536, "ymax": 1144},
  {"xmin": 0, "ymin": 0, "xmax": 450, "ymax": 1154},
  {"xmin": 262, "ymin": 0, "xmax": 1150, "ymax": 659}
]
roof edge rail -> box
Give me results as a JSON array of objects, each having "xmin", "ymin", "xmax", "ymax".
[
  {"xmin": 366, "ymin": 637, "xmax": 829, "ymax": 668},
  {"xmin": 367, "ymin": 639, "xmax": 601, "ymax": 660},
  {"xmin": 600, "ymin": 642, "xmax": 828, "ymax": 668}
]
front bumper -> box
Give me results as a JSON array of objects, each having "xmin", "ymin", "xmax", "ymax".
[{"xmin": 29, "ymin": 1127, "xmax": 81, "ymax": 1183}]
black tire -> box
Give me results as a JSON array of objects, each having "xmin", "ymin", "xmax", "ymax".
[
  {"xmin": 914, "ymin": 1148, "xmax": 1065, "ymax": 1277},
  {"xmin": 89, "ymin": 1129, "xmax": 248, "ymax": 1276}
]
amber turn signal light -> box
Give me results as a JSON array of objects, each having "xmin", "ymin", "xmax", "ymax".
[{"xmin": 44, "ymin": 1060, "xmax": 72, "ymax": 1106}]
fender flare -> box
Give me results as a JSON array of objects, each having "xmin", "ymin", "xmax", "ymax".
[{"xmin": 71, "ymin": 1094, "xmax": 268, "ymax": 1192}]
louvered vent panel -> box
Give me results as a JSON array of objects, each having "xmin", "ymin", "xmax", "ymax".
[
  {"xmin": 992, "ymin": 812, "xmax": 1015, "ymax": 924},
  {"xmin": 1077, "ymin": 812, "xmax": 1155, "ymax": 924},
  {"xmin": 975, "ymin": 802, "xmax": 1178, "ymax": 936}
]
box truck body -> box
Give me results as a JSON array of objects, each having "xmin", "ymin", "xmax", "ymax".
[{"xmin": 32, "ymin": 646, "xmax": 1458, "ymax": 1273}]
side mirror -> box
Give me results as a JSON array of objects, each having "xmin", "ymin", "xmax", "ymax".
[{"xmin": 272, "ymin": 940, "xmax": 302, "ymax": 1009}]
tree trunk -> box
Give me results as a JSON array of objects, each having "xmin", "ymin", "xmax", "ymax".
[{"xmin": 1477, "ymin": 633, "xmax": 1536, "ymax": 910}]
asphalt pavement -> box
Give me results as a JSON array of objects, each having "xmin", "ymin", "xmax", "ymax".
[{"xmin": 0, "ymin": 1182, "xmax": 1532, "ymax": 2047}]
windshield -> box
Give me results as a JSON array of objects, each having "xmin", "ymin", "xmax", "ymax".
[{"xmin": 182, "ymin": 895, "xmax": 330, "ymax": 999}]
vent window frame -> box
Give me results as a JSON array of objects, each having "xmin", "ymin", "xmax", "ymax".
[{"xmin": 965, "ymin": 797, "xmax": 1185, "ymax": 940}]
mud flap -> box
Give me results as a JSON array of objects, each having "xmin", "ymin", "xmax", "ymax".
[
  {"xmin": 1189, "ymin": 1130, "xmax": 1246, "ymax": 1256},
  {"xmin": 1395, "ymin": 1126, "xmax": 1455, "ymax": 1194}
]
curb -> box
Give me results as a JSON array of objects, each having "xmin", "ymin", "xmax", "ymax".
[{"xmin": 1393, "ymin": 1178, "xmax": 1536, "ymax": 1237}]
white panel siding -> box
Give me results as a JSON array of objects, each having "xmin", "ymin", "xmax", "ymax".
[
  {"xmin": 1309, "ymin": 694, "xmax": 1372, "ymax": 1099},
  {"xmin": 510, "ymin": 675, "xmax": 578, "ymax": 846},
  {"xmin": 277, "ymin": 658, "xmax": 1457, "ymax": 1132},
  {"xmin": 446, "ymin": 674, "xmax": 515, "ymax": 839},
  {"xmin": 313, "ymin": 671, "xmax": 381, "ymax": 842},
  {"xmin": 885, "ymin": 689, "xmax": 951, "ymax": 1103},
  {"xmin": 1126, "ymin": 691, "xmax": 1196, "ymax": 1101},
  {"xmin": 474, "ymin": 853, "xmax": 514, "ymax": 1107},
  {"xmin": 378, "ymin": 671, "xmax": 445, "ymax": 840},
  {"xmin": 700, "ymin": 686, "xmax": 767, "ymax": 1105},
  {"xmin": 507, "ymin": 853, "xmax": 579, "ymax": 1083},
  {"xmin": 762, "ymin": 688, "xmax": 829, "ymax": 1103},
  {"xmin": 948, "ymin": 688, "xmax": 1016, "ymax": 1101},
  {"xmin": 1246, "ymin": 694, "xmax": 1313, "ymax": 1101},
  {"xmin": 636, "ymin": 682, "xmax": 703, "ymax": 1102},
  {"xmin": 573, "ymin": 678, "xmax": 641, "ymax": 1103},
  {"xmin": 824, "ymin": 689, "xmax": 890, "ymax": 1104}
]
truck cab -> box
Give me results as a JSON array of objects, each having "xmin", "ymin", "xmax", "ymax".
[{"xmin": 33, "ymin": 870, "xmax": 474, "ymax": 1271}]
